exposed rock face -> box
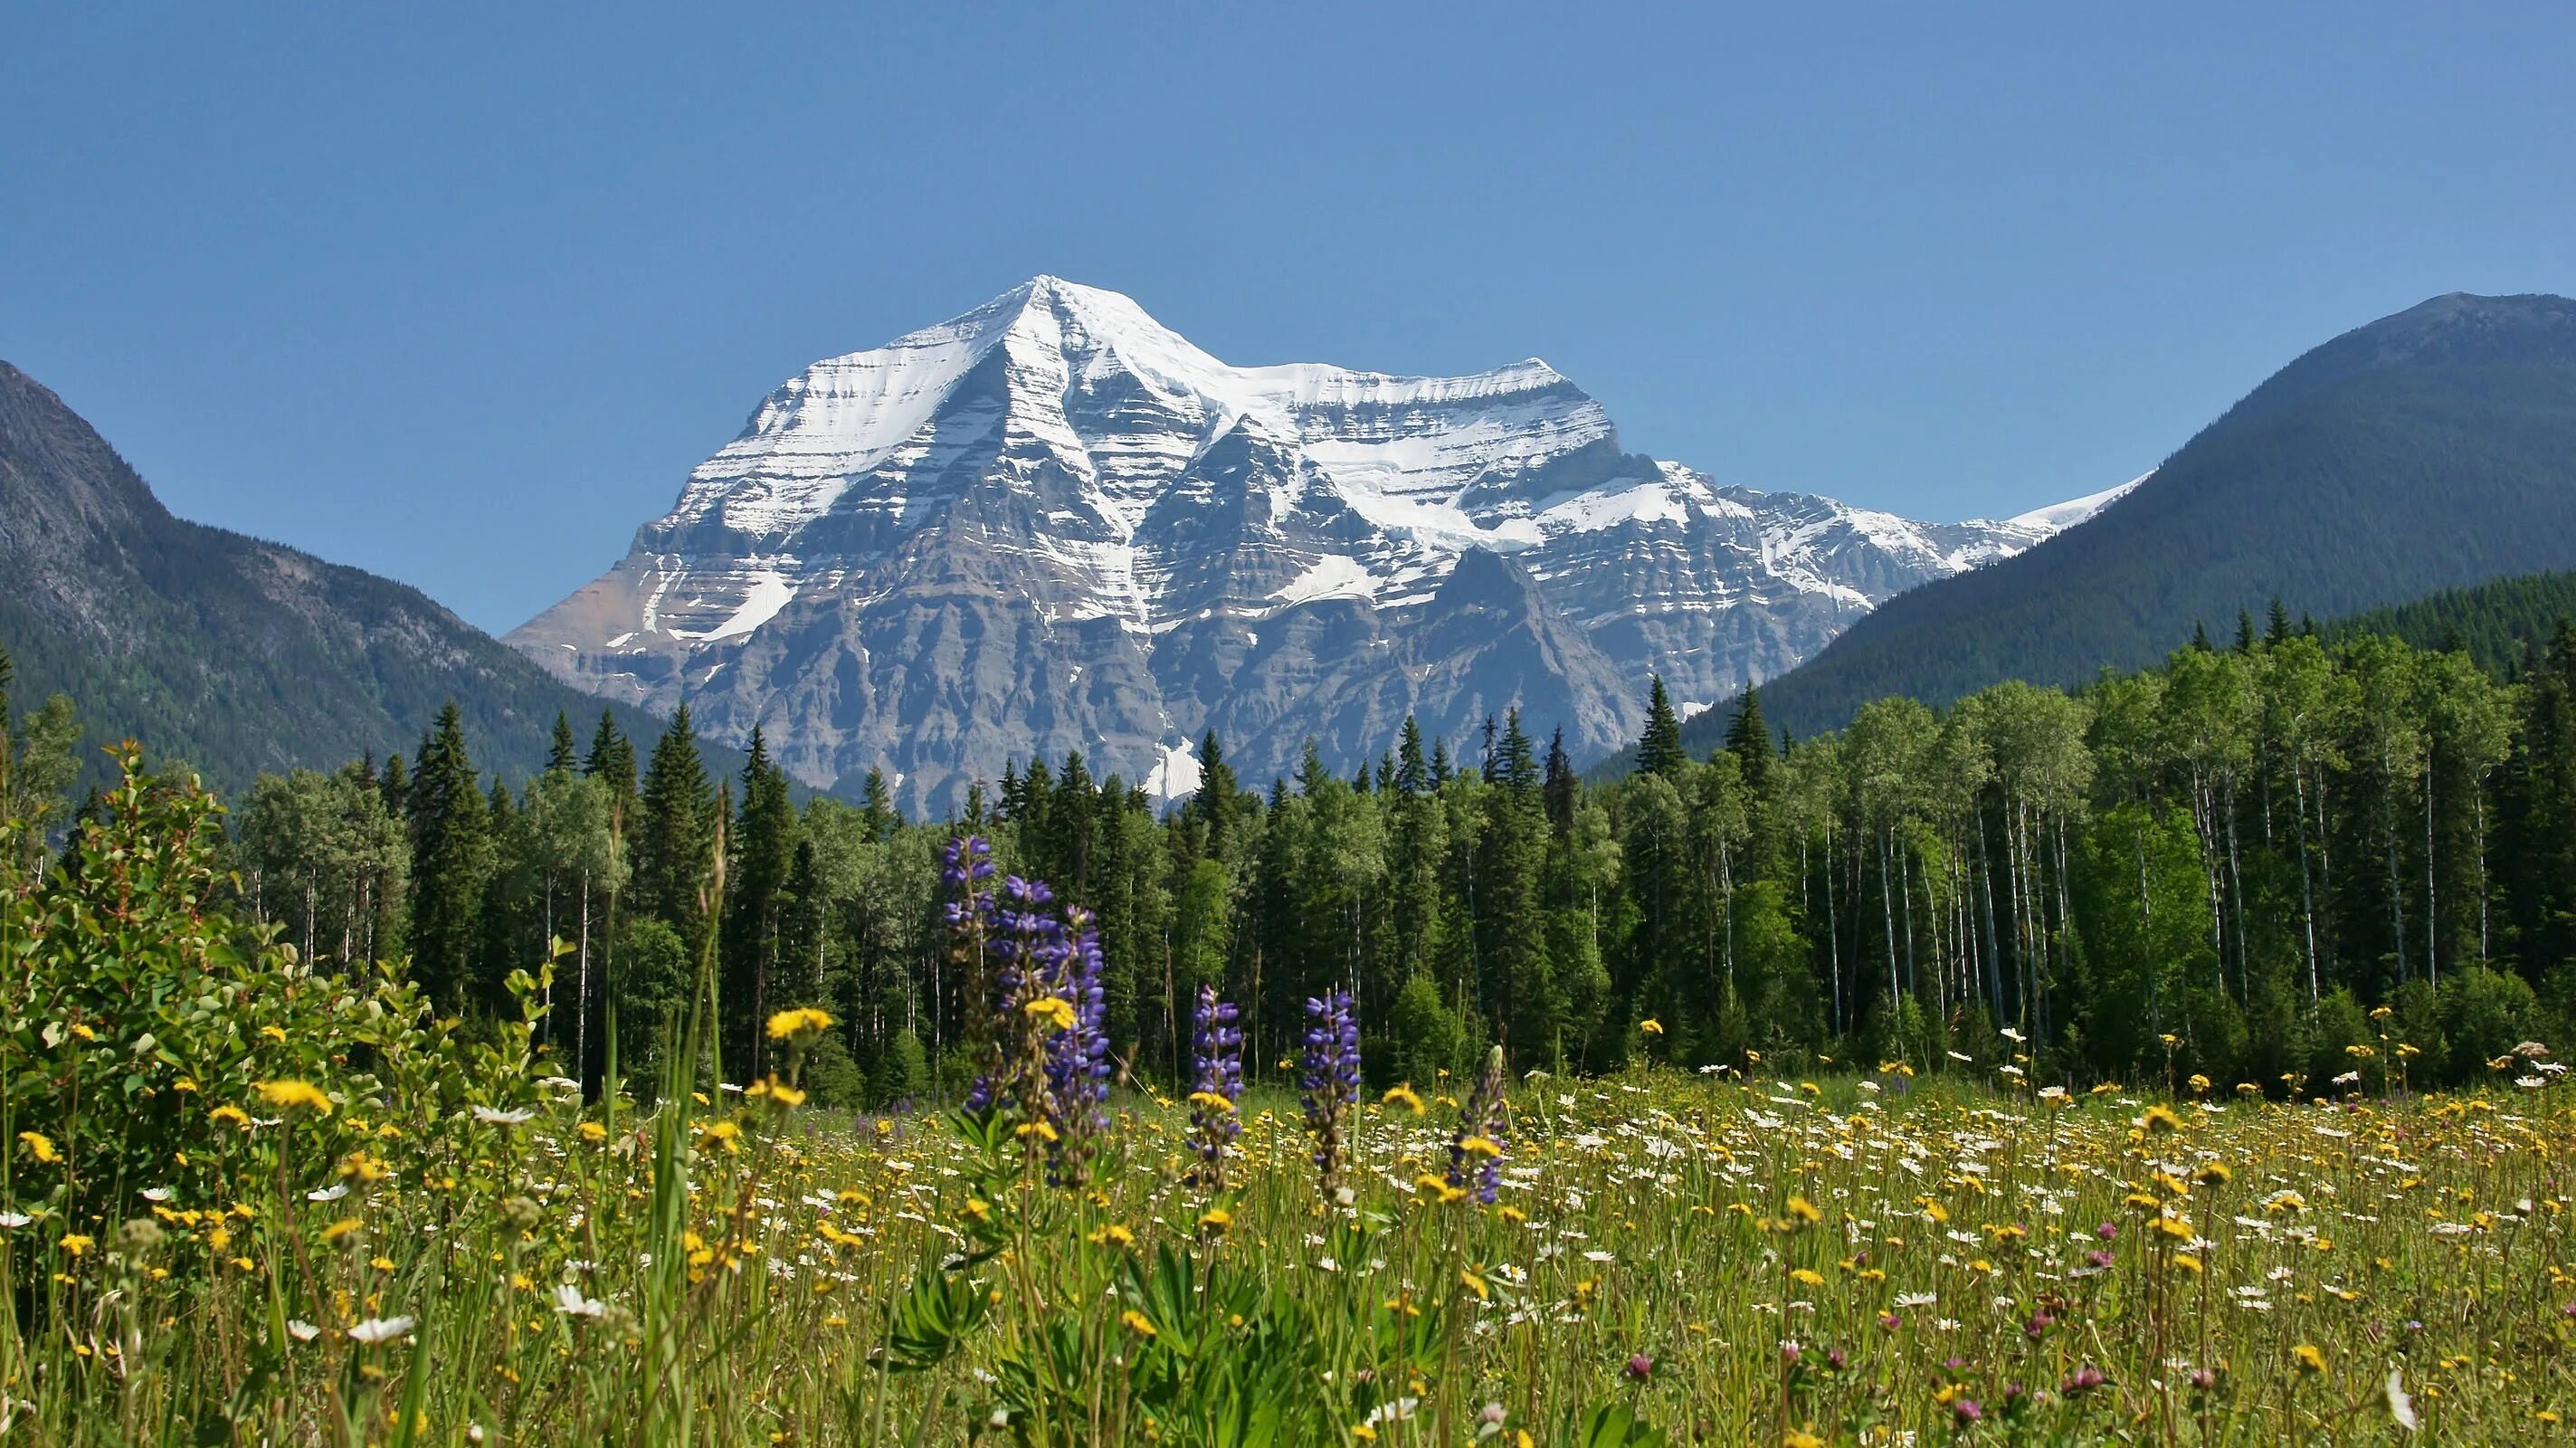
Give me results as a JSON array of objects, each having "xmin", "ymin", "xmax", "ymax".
[{"xmin": 510, "ymin": 278, "xmax": 2115, "ymax": 813}]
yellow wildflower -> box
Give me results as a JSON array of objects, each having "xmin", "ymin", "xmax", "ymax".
[
  {"xmin": 254, "ymin": 1080, "xmax": 334, "ymax": 1116},
  {"xmin": 59, "ymin": 1234, "xmax": 93, "ymax": 1257},
  {"xmin": 1639, "ymin": 1018, "xmax": 1664, "ymax": 1036},
  {"xmin": 1023, "ymin": 996, "xmax": 1078, "ymax": 1032},
  {"xmin": 1119, "ymin": 1309, "xmax": 1156, "ymax": 1337},
  {"xmin": 2294, "ymin": 1343, "xmax": 2327, "ymax": 1375},
  {"xmin": 17, "ymin": 1130, "xmax": 59, "ymax": 1164},
  {"xmin": 765, "ymin": 1007, "xmax": 835, "ymax": 1040},
  {"xmin": 1381, "ymin": 1084, "xmax": 1425, "ymax": 1113}
]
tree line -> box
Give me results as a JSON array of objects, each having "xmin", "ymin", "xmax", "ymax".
[{"xmin": 8, "ymin": 601, "xmax": 2576, "ymax": 1102}]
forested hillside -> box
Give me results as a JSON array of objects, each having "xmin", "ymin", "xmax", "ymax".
[
  {"xmin": 1686, "ymin": 291, "xmax": 2576, "ymax": 747},
  {"xmin": 18, "ymin": 587, "xmax": 2574, "ymax": 1103},
  {"xmin": 2322, "ymin": 569, "xmax": 2576, "ymax": 676},
  {"xmin": 0, "ymin": 360, "xmax": 714, "ymax": 794}
]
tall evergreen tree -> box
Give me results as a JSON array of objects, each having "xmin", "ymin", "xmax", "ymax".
[
  {"xmin": 1639, "ymin": 675, "xmax": 1687, "ymax": 779},
  {"xmin": 1725, "ymin": 687, "xmax": 1774, "ymax": 794},
  {"xmin": 547, "ymin": 710, "xmax": 580, "ymax": 775},
  {"xmin": 723, "ymin": 728, "xmax": 798, "ymax": 1076},
  {"xmin": 406, "ymin": 702, "xmax": 491, "ymax": 1014},
  {"xmin": 635, "ymin": 705, "xmax": 716, "ymax": 958}
]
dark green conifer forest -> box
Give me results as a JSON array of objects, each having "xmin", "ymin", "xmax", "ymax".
[{"xmin": 12, "ymin": 579, "xmax": 2576, "ymax": 1103}]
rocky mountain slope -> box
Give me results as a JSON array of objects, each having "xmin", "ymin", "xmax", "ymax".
[{"xmin": 512, "ymin": 278, "xmax": 2117, "ymax": 811}]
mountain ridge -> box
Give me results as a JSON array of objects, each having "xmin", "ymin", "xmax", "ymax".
[
  {"xmin": 1678, "ymin": 291, "xmax": 2576, "ymax": 746},
  {"xmin": 513, "ymin": 276, "xmax": 2117, "ymax": 811},
  {"xmin": 0, "ymin": 359, "xmax": 717, "ymax": 796}
]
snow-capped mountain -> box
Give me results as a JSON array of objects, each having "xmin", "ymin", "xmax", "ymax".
[{"xmin": 509, "ymin": 277, "xmax": 2124, "ymax": 813}]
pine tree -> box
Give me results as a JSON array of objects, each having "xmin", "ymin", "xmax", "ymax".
[
  {"xmin": 379, "ymin": 751, "xmax": 409, "ymax": 824},
  {"xmin": 2235, "ymin": 609, "xmax": 2258, "ymax": 655},
  {"xmin": 1476, "ymin": 710, "xmax": 1554, "ymax": 1062},
  {"xmin": 1190, "ymin": 730, "xmax": 1242, "ymax": 862},
  {"xmin": 723, "ymin": 728, "xmax": 797, "ymax": 1076},
  {"xmin": 2267, "ymin": 596, "xmax": 2294, "ymax": 645},
  {"xmin": 547, "ymin": 710, "xmax": 580, "ymax": 775},
  {"xmin": 407, "ymin": 702, "xmax": 491, "ymax": 1014},
  {"xmin": 1639, "ymin": 675, "xmax": 1687, "ymax": 779},
  {"xmin": 1725, "ymin": 686, "xmax": 1773, "ymax": 794},
  {"xmin": 635, "ymin": 705, "xmax": 716, "ymax": 956},
  {"xmin": 1395, "ymin": 718, "xmax": 1430, "ymax": 795},
  {"xmin": 860, "ymin": 767, "xmax": 899, "ymax": 841},
  {"xmin": 1543, "ymin": 728, "xmax": 1576, "ymax": 835}
]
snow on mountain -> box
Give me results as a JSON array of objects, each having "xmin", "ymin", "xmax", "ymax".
[{"xmin": 509, "ymin": 277, "xmax": 2118, "ymax": 813}]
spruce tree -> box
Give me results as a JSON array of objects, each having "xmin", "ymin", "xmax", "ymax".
[
  {"xmin": 1638, "ymin": 675, "xmax": 1687, "ymax": 779},
  {"xmin": 860, "ymin": 767, "xmax": 899, "ymax": 842},
  {"xmin": 1725, "ymin": 686, "xmax": 1773, "ymax": 794},
  {"xmin": 1190, "ymin": 730, "xmax": 1241, "ymax": 861},
  {"xmin": 2267, "ymin": 596, "xmax": 2294, "ymax": 645},
  {"xmin": 1395, "ymin": 717, "xmax": 1430, "ymax": 795},
  {"xmin": 547, "ymin": 710, "xmax": 580, "ymax": 775},
  {"xmin": 635, "ymin": 705, "xmax": 716, "ymax": 955},
  {"xmin": 1543, "ymin": 728, "xmax": 1576, "ymax": 835},
  {"xmin": 379, "ymin": 751, "xmax": 409, "ymax": 824},
  {"xmin": 407, "ymin": 702, "xmax": 491, "ymax": 1015},
  {"xmin": 722, "ymin": 728, "xmax": 797, "ymax": 1076}
]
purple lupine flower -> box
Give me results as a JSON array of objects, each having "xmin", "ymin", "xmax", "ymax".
[
  {"xmin": 1040, "ymin": 906, "xmax": 1114, "ymax": 1188},
  {"xmin": 1188, "ymin": 985, "xmax": 1244, "ymax": 1191},
  {"xmin": 1301, "ymin": 989, "xmax": 1361, "ymax": 1201},
  {"xmin": 1446, "ymin": 1044, "xmax": 1509, "ymax": 1205}
]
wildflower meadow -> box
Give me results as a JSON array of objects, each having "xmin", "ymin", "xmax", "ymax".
[{"xmin": 5, "ymin": 757, "xmax": 2575, "ymax": 1446}]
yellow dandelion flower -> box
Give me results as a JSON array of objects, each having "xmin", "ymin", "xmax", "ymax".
[
  {"xmin": 765, "ymin": 1007, "xmax": 835, "ymax": 1040},
  {"xmin": 254, "ymin": 1080, "xmax": 333, "ymax": 1116},
  {"xmin": 2293, "ymin": 1343, "xmax": 2327, "ymax": 1375},
  {"xmin": 17, "ymin": 1130, "xmax": 59, "ymax": 1164},
  {"xmin": 1088, "ymin": 1223, "xmax": 1136, "ymax": 1248},
  {"xmin": 1639, "ymin": 1018, "xmax": 1664, "ymax": 1036},
  {"xmin": 59, "ymin": 1234, "xmax": 94, "ymax": 1257},
  {"xmin": 321, "ymin": 1218, "xmax": 363, "ymax": 1242},
  {"xmin": 1197, "ymin": 1206, "xmax": 1232, "ymax": 1234},
  {"xmin": 1459, "ymin": 1135, "xmax": 1504, "ymax": 1159},
  {"xmin": 1119, "ymin": 1309, "xmax": 1156, "ymax": 1337},
  {"xmin": 1786, "ymin": 1195, "xmax": 1823, "ymax": 1224},
  {"xmin": 578, "ymin": 1121, "xmax": 608, "ymax": 1144},
  {"xmin": 1381, "ymin": 1084, "xmax": 1425, "ymax": 1113},
  {"xmin": 2138, "ymin": 1103, "xmax": 2182, "ymax": 1134}
]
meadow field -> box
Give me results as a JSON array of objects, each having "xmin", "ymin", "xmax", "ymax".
[{"xmin": 6, "ymin": 777, "xmax": 2573, "ymax": 1446}]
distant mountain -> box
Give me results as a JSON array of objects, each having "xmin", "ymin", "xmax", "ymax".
[
  {"xmin": 0, "ymin": 360, "xmax": 692, "ymax": 795},
  {"xmin": 1687, "ymin": 292, "xmax": 2576, "ymax": 746},
  {"xmin": 512, "ymin": 276, "xmax": 2114, "ymax": 813}
]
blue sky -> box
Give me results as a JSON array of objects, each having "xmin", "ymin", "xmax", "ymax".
[{"xmin": 6, "ymin": 4, "xmax": 2572, "ymax": 634}]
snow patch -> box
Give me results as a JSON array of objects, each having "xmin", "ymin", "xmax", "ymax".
[
  {"xmin": 1269, "ymin": 555, "xmax": 1378, "ymax": 607},
  {"xmin": 1143, "ymin": 740, "xmax": 1202, "ymax": 804},
  {"xmin": 683, "ymin": 571, "xmax": 796, "ymax": 642},
  {"xmin": 2003, "ymin": 472, "xmax": 2151, "ymax": 533}
]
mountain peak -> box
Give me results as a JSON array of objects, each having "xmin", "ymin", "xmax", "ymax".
[{"xmin": 513, "ymin": 281, "xmax": 2098, "ymax": 812}]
